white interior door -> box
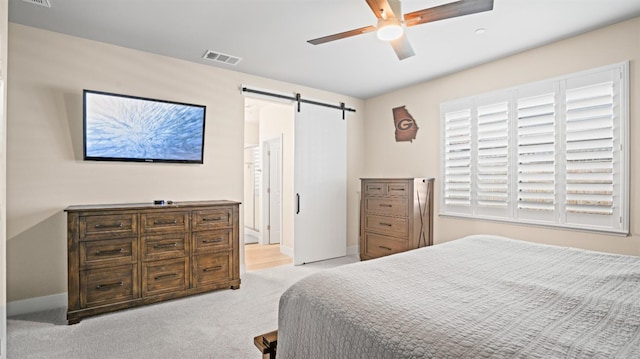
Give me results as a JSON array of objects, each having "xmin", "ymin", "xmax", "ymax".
[
  {"xmin": 266, "ymin": 137, "xmax": 282, "ymax": 244},
  {"xmin": 293, "ymin": 105, "xmax": 347, "ymax": 265}
]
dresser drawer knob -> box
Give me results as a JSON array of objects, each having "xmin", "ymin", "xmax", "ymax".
[
  {"xmin": 202, "ymin": 238, "xmax": 223, "ymax": 244},
  {"xmin": 203, "ymin": 265, "xmax": 223, "ymax": 273},
  {"xmin": 95, "ymin": 222, "xmax": 123, "ymax": 229},
  {"xmin": 379, "ymin": 222, "xmax": 393, "ymax": 227},
  {"xmin": 153, "ymin": 219, "xmax": 178, "ymax": 225},
  {"xmin": 203, "ymin": 217, "xmax": 223, "ymax": 222},
  {"xmin": 379, "ymin": 246, "xmax": 392, "ymax": 251},
  {"xmin": 96, "ymin": 281, "xmax": 124, "ymax": 290},
  {"xmin": 154, "ymin": 273, "xmax": 178, "ymax": 281},
  {"xmin": 379, "ymin": 204, "xmax": 393, "ymax": 208},
  {"xmin": 95, "ymin": 248, "xmax": 125, "ymax": 256},
  {"xmin": 153, "ymin": 242, "xmax": 178, "ymax": 249}
]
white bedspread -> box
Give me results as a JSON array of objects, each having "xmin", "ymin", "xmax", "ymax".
[{"xmin": 277, "ymin": 235, "xmax": 640, "ymax": 358}]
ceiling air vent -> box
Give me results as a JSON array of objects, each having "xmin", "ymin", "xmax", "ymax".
[
  {"xmin": 202, "ymin": 50, "xmax": 242, "ymax": 66},
  {"xmin": 21, "ymin": 0, "xmax": 51, "ymax": 7}
]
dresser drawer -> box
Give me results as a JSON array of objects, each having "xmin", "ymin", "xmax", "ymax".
[
  {"xmin": 193, "ymin": 229, "xmax": 232, "ymax": 254},
  {"xmin": 386, "ymin": 182, "xmax": 409, "ymax": 196},
  {"xmin": 364, "ymin": 214, "xmax": 408, "ymax": 238},
  {"xmin": 363, "ymin": 232, "xmax": 408, "ymax": 258},
  {"xmin": 364, "ymin": 197, "xmax": 408, "ymax": 217},
  {"xmin": 79, "ymin": 214, "xmax": 137, "ymax": 240},
  {"xmin": 80, "ymin": 264, "xmax": 137, "ymax": 308},
  {"xmin": 192, "ymin": 253, "xmax": 231, "ymax": 287},
  {"xmin": 140, "ymin": 211, "xmax": 188, "ymax": 234},
  {"xmin": 141, "ymin": 233, "xmax": 189, "ymax": 261},
  {"xmin": 364, "ymin": 182, "xmax": 387, "ymax": 196},
  {"xmin": 79, "ymin": 237, "xmax": 137, "ymax": 268},
  {"xmin": 142, "ymin": 258, "xmax": 189, "ymax": 297},
  {"xmin": 192, "ymin": 208, "xmax": 233, "ymax": 231}
]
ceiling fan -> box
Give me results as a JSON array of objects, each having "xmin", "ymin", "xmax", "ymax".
[{"xmin": 307, "ymin": 0, "xmax": 494, "ymax": 60}]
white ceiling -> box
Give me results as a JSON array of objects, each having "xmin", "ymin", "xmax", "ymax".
[{"xmin": 9, "ymin": 0, "xmax": 640, "ymax": 99}]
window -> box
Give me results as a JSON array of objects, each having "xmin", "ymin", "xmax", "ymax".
[{"xmin": 440, "ymin": 63, "xmax": 628, "ymax": 234}]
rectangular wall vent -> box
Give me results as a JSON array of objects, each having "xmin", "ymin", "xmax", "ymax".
[
  {"xmin": 202, "ymin": 50, "xmax": 242, "ymax": 66},
  {"xmin": 21, "ymin": 0, "xmax": 51, "ymax": 7}
]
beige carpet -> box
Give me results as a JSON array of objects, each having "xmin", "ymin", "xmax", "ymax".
[{"xmin": 7, "ymin": 256, "xmax": 358, "ymax": 359}]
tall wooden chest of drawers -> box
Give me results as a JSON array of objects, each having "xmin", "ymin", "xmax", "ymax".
[
  {"xmin": 65, "ymin": 200, "xmax": 240, "ymax": 324},
  {"xmin": 360, "ymin": 178, "xmax": 434, "ymax": 260}
]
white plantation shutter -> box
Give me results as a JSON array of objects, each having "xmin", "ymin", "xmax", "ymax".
[
  {"xmin": 565, "ymin": 82, "xmax": 613, "ymax": 215},
  {"xmin": 562, "ymin": 68, "xmax": 625, "ymax": 232},
  {"xmin": 253, "ymin": 146, "xmax": 261, "ymax": 192},
  {"xmin": 476, "ymin": 101, "xmax": 510, "ymax": 216},
  {"xmin": 440, "ymin": 62, "xmax": 628, "ymax": 234},
  {"xmin": 442, "ymin": 107, "xmax": 472, "ymax": 214},
  {"xmin": 516, "ymin": 91, "xmax": 556, "ymax": 219}
]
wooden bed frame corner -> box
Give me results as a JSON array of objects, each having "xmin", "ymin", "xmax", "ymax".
[{"xmin": 254, "ymin": 330, "xmax": 278, "ymax": 359}]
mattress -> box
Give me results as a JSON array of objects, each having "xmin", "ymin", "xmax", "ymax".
[{"xmin": 278, "ymin": 235, "xmax": 640, "ymax": 358}]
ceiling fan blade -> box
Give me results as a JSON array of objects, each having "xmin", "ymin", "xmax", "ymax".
[
  {"xmin": 390, "ymin": 33, "xmax": 415, "ymax": 60},
  {"xmin": 307, "ymin": 25, "xmax": 377, "ymax": 45},
  {"xmin": 388, "ymin": 0, "xmax": 402, "ymax": 19},
  {"xmin": 365, "ymin": 0, "xmax": 398, "ymax": 20},
  {"xmin": 404, "ymin": 0, "xmax": 494, "ymax": 27}
]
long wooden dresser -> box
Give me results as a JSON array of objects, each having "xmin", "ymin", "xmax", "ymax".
[
  {"xmin": 360, "ymin": 178, "xmax": 434, "ymax": 260},
  {"xmin": 65, "ymin": 200, "xmax": 240, "ymax": 324}
]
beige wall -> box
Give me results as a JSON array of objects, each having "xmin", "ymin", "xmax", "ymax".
[
  {"xmin": 363, "ymin": 16, "xmax": 640, "ymax": 255},
  {"xmin": 244, "ymin": 121, "xmax": 259, "ymax": 145},
  {"xmin": 6, "ymin": 23, "xmax": 364, "ymax": 302}
]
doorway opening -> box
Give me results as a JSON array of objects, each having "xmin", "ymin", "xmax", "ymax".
[
  {"xmin": 243, "ymin": 97, "xmax": 293, "ymax": 271},
  {"xmin": 243, "ymin": 92, "xmax": 348, "ymax": 270}
]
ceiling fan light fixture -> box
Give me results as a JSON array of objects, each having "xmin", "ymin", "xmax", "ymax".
[{"xmin": 377, "ymin": 18, "xmax": 403, "ymax": 41}]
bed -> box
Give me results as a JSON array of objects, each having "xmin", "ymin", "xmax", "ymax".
[{"xmin": 276, "ymin": 235, "xmax": 640, "ymax": 358}]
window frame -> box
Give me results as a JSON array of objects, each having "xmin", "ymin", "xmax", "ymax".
[{"xmin": 440, "ymin": 62, "xmax": 629, "ymax": 235}]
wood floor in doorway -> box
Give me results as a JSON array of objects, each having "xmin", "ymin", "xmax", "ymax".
[{"xmin": 245, "ymin": 243, "xmax": 292, "ymax": 272}]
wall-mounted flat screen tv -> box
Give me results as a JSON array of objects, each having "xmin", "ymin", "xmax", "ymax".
[{"xmin": 83, "ymin": 90, "xmax": 206, "ymax": 164}]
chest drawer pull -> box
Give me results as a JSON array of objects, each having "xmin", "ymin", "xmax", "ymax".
[
  {"xmin": 203, "ymin": 265, "xmax": 223, "ymax": 273},
  {"xmin": 389, "ymin": 187, "xmax": 405, "ymax": 191},
  {"xmin": 95, "ymin": 223, "xmax": 123, "ymax": 229},
  {"xmin": 202, "ymin": 238, "xmax": 223, "ymax": 244},
  {"xmin": 379, "ymin": 246, "xmax": 392, "ymax": 251},
  {"xmin": 379, "ymin": 204, "xmax": 393, "ymax": 208},
  {"xmin": 153, "ymin": 219, "xmax": 178, "ymax": 225},
  {"xmin": 95, "ymin": 248, "xmax": 124, "ymax": 256},
  {"xmin": 153, "ymin": 242, "xmax": 178, "ymax": 249},
  {"xmin": 96, "ymin": 281, "xmax": 124, "ymax": 290},
  {"xmin": 203, "ymin": 217, "xmax": 223, "ymax": 222},
  {"xmin": 154, "ymin": 273, "xmax": 178, "ymax": 281},
  {"xmin": 379, "ymin": 222, "xmax": 393, "ymax": 227}
]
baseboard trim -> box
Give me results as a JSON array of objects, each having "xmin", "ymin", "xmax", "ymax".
[
  {"xmin": 347, "ymin": 245, "xmax": 359, "ymax": 256},
  {"xmin": 279, "ymin": 245, "xmax": 357, "ymax": 258},
  {"xmin": 7, "ymin": 293, "xmax": 67, "ymax": 317},
  {"xmin": 280, "ymin": 245, "xmax": 293, "ymax": 257}
]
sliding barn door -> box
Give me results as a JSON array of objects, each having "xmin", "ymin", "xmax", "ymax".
[{"xmin": 293, "ymin": 105, "xmax": 346, "ymax": 265}]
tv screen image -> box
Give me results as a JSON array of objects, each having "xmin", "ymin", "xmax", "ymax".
[{"xmin": 83, "ymin": 90, "xmax": 206, "ymax": 163}]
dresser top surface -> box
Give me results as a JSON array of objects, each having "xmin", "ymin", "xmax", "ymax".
[{"xmin": 65, "ymin": 200, "xmax": 241, "ymax": 212}]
